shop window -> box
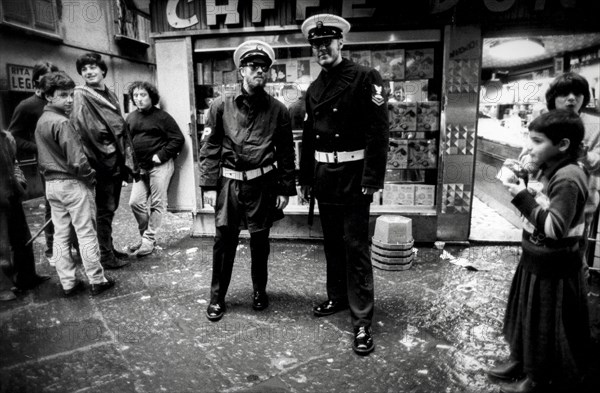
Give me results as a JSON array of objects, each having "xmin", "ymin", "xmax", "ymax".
[
  {"xmin": 193, "ymin": 39, "xmax": 442, "ymax": 210},
  {"xmin": 0, "ymin": 0, "xmax": 59, "ymax": 38},
  {"xmin": 114, "ymin": 0, "xmax": 151, "ymax": 49}
]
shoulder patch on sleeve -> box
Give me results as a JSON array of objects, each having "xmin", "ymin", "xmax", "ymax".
[
  {"xmin": 201, "ymin": 127, "xmax": 212, "ymax": 141},
  {"xmin": 372, "ymin": 84, "xmax": 384, "ymax": 106}
]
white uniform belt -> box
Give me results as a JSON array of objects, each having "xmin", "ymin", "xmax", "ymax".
[
  {"xmin": 314, "ymin": 149, "xmax": 365, "ymax": 163},
  {"xmin": 221, "ymin": 164, "xmax": 275, "ymax": 181}
]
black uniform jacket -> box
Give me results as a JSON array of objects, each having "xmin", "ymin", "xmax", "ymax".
[{"xmin": 299, "ymin": 58, "xmax": 389, "ymax": 205}]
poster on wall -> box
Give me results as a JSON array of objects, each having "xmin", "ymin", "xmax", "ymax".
[
  {"xmin": 350, "ymin": 50, "xmax": 372, "ymax": 67},
  {"xmin": 417, "ymin": 101, "xmax": 440, "ymax": 131},
  {"xmin": 383, "ymin": 184, "xmax": 416, "ymax": 206},
  {"xmin": 269, "ymin": 64, "xmax": 287, "ymax": 82},
  {"xmin": 387, "ymin": 139, "xmax": 408, "ymax": 169},
  {"xmin": 415, "ymin": 185, "xmax": 436, "ymax": 206},
  {"xmin": 408, "ymin": 139, "xmax": 437, "ymax": 169},
  {"xmin": 280, "ymin": 60, "xmax": 298, "ymax": 82},
  {"xmin": 296, "ymin": 58, "xmax": 311, "ymax": 80},
  {"xmin": 405, "ymin": 49, "xmax": 434, "ymax": 80},
  {"xmin": 372, "ymin": 49, "xmax": 405, "ymax": 80},
  {"xmin": 390, "ymin": 80, "xmax": 429, "ymax": 102}
]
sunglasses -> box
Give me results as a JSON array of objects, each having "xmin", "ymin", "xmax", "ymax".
[
  {"xmin": 244, "ymin": 63, "xmax": 270, "ymax": 73},
  {"xmin": 310, "ymin": 38, "xmax": 334, "ymax": 49}
]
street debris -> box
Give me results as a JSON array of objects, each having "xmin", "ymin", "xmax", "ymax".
[{"xmin": 440, "ymin": 250, "xmax": 493, "ymax": 271}]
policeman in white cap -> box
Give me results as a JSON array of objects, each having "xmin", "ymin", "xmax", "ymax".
[
  {"xmin": 299, "ymin": 14, "xmax": 389, "ymax": 355},
  {"xmin": 199, "ymin": 40, "xmax": 296, "ymax": 322}
]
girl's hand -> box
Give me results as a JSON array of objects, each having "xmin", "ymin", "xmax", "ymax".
[{"xmin": 502, "ymin": 179, "xmax": 526, "ymax": 196}]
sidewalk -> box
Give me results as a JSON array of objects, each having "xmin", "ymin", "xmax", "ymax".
[{"xmin": 1, "ymin": 188, "xmax": 599, "ymax": 393}]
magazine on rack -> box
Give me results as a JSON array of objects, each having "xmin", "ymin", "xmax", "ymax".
[
  {"xmin": 417, "ymin": 101, "xmax": 440, "ymax": 131},
  {"xmin": 389, "ymin": 102, "xmax": 417, "ymax": 131},
  {"xmin": 372, "ymin": 49, "xmax": 405, "ymax": 80},
  {"xmin": 405, "ymin": 49, "xmax": 434, "ymax": 80}
]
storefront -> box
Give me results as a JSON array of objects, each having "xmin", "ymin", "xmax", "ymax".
[{"xmin": 150, "ymin": 0, "xmax": 600, "ymax": 242}]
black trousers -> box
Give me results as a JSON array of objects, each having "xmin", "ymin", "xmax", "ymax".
[
  {"xmin": 210, "ymin": 226, "xmax": 270, "ymax": 304},
  {"xmin": 0, "ymin": 197, "xmax": 38, "ymax": 287},
  {"xmin": 95, "ymin": 175, "xmax": 122, "ymax": 263},
  {"xmin": 318, "ymin": 202, "xmax": 374, "ymax": 328}
]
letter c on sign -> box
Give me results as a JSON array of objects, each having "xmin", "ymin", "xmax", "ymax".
[{"xmin": 166, "ymin": 0, "xmax": 199, "ymax": 29}]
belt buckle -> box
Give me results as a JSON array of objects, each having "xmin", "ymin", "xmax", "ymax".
[
  {"xmin": 333, "ymin": 151, "xmax": 338, "ymax": 163},
  {"xmin": 242, "ymin": 171, "xmax": 248, "ymax": 181}
]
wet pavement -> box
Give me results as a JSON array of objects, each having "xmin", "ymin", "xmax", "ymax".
[
  {"xmin": 469, "ymin": 196, "xmax": 521, "ymax": 243},
  {"xmin": 1, "ymin": 188, "xmax": 599, "ymax": 393}
]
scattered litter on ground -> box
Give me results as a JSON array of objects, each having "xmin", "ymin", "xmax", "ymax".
[
  {"xmin": 440, "ymin": 250, "xmax": 493, "ymax": 271},
  {"xmin": 141, "ymin": 295, "xmax": 151, "ymax": 300},
  {"xmin": 456, "ymin": 282, "xmax": 476, "ymax": 293},
  {"xmin": 197, "ymin": 299, "xmax": 207, "ymax": 304},
  {"xmin": 186, "ymin": 247, "xmax": 198, "ymax": 254}
]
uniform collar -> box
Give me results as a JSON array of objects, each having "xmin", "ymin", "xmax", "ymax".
[
  {"xmin": 322, "ymin": 57, "xmax": 348, "ymax": 76},
  {"xmin": 235, "ymin": 87, "xmax": 268, "ymax": 107}
]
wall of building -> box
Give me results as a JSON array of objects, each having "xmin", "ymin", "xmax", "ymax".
[
  {"xmin": 0, "ymin": 0, "xmax": 156, "ymax": 128},
  {"xmin": 0, "ymin": 0, "xmax": 156, "ymax": 198}
]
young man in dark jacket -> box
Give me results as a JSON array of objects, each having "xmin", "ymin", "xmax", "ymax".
[
  {"xmin": 8, "ymin": 62, "xmax": 59, "ymax": 258},
  {"xmin": 71, "ymin": 52, "xmax": 138, "ymax": 269}
]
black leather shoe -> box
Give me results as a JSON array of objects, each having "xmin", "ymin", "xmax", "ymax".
[
  {"xmin": 488, "ymin": 360, "xmax": 524, "ymax": 381},
  {"xmin": 206, "ymin": 303, "xmax": 225, "ymax": 321},
  {"xmin": 112, "ymin": 248, "xmax": 130, "ymax": 260},
  {"xmin": 102, "ymin": 257, "xmax": 130, "ymax": 270},
  {"xmin": 252, "ymin": 291, "xmax": 269, "ymax": 311},
  {"xmin": 353, "ymin": 326, "xmax": 374, "ymax": 355},
  {"xmin": 313, "ymin": 299, "xmax": 348, "ymax": 317},
  {"xmin": 499, "ymin": 377, "xmax": 546, "ymax": 393},
  {"xmin": 16, "ymin": 275, "xmax": 51, "ymax": 290},
  {"xmin": 90, "ymin": 279, "xmax": 115, "ymax": 296},
  {"xmin": 63, "ymin": 281, "xmax": 84, "ymax": 297}
]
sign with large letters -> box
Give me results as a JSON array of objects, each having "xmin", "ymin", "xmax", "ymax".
[
  {"xmin": 7, "ymin": 64, "xmax": 35, "ymax": 92},
  {"xmin": 153, "ymin": 0, "xmax": 599, "ymax": 34}
]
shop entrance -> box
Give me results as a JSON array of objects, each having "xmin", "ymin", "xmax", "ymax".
[{"xmin": 471, "ymin": 33, "xmax": 600, "ymax": 243}]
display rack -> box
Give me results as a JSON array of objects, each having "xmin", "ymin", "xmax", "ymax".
[{"xmin": 193, "ymin": 39, "xmax": 442, "ymax": 210}]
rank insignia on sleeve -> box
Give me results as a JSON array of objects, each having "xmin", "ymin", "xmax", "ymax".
[
  {"xmin": 201, "ymin": 127, "xmax": 212, "ymax": 141},
  {"xmin": 372, "ymin": 84, "xmax": 384, "ymax": 106}
]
